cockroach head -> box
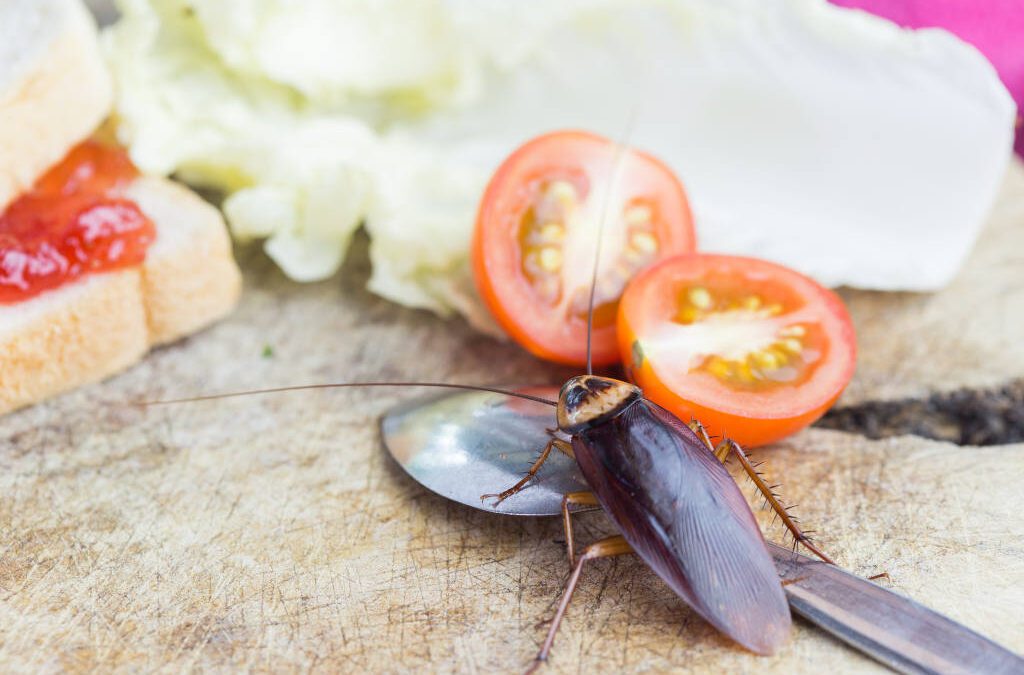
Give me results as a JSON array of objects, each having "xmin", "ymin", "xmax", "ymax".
[{"xmin": 557, "ymin": 375, "xmax": 642, "ymax": 434}]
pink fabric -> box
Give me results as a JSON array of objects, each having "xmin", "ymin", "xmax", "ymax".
[{"xmin": 830, "ymin": 0, "xmax": 1024, "ymax": 156}]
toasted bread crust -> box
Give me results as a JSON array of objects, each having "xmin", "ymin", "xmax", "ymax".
[
  {"xmin": 0, "ymin": 272, "xmax": 148, "ymax": 414},
  {"xmin": 0, "ymin": 177, "xmax": 241, "ymax": 415},
  {"xmin": 125, "ymin": 177, "xmax": 242, "ymax": 345}
]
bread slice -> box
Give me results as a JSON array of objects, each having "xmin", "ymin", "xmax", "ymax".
[
  {"xmin": 0, "ymin": 176, "xmax": 242, "ymax": 415},
  {"xmin": 0, "ymin": 0, "xmax": 112, "ymax": 213},
  {"xmin": 124, "ymin": 177, "xmax": 242, "ymax": 345}
]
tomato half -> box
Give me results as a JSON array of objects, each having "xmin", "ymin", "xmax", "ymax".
[
  {"xmin": 473, "ymin": 131, "xmax": 696, "ymax": 366},
  {"xmin": 618, "ymin": 254, "xmax": 856, "ymax": 447}
]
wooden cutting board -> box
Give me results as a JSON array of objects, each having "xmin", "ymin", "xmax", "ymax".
[{"xmin": 1, "ymin": 163, "xmax": 1023, "ymax": 672}]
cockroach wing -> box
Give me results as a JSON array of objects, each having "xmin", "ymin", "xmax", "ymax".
[{"xmin": 573, "ymin": 399, "xmax": 791, "ymax": 655}]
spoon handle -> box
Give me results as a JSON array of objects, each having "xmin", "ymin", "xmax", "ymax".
[{"xmin": 769, "ymin": 543, "xmax": 1024, "ymax": 674}]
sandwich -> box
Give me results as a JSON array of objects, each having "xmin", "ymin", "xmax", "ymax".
[{"xmin": 0, "ymin": 0, "xmax": 241, "ymax": 415}]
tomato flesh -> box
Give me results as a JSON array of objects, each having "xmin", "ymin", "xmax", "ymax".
[
  {"xmin": 618, "ymin": 254, "xmax": 856, "ymax": 447},
  {"xmin": 0, "ymin": 140, "xmax": 154, "ymax": 303},
  {"xmin": 474, "ymin": 131, "xmax": 696, "ymax": 366}
]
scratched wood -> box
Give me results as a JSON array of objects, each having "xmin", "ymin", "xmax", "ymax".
[{"xmin": 1, "ymin": 160, "xmax": 1023, "ymax": 671}]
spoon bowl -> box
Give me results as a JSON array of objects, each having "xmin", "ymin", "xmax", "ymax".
[{"xmin": 380, "ymin": 386, "xmax": 588, "ymax": 516}]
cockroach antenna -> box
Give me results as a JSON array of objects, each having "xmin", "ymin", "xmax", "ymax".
[
  {"xmin": 137, "ymin": 382, "xmax": 557, "ymax": 407},
  {"xmin": 584, "ymin": 106, "xmax": 639, "ymax": 376}
]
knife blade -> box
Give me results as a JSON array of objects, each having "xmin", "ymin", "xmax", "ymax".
[{"xmin": 769, "ymin": 543, "xmax": 1024, "ymax": 674}]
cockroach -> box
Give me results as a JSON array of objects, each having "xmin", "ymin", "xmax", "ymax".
[
  {"xmin": 147, "ymin": 140, "xmax": 833, "ymax": 673},
  {"xmin": 510, "ymin": 376, "xmax": 824, "ymax": 671}
]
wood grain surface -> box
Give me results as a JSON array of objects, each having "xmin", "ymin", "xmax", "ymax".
[{"xmin": 1, "ymin": 162, "xmax": 1023, "ymax": 673}]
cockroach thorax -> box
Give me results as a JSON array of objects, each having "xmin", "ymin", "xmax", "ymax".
[{"xmin": 557, "ymin": 375, "xmax": 642, "ymax": 434}]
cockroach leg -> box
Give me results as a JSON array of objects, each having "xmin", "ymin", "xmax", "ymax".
[
  {"xmin": 687, "ymin": 420, "xmax": 724, "ymax": 460},
  {"xmin": 481, "ymin": 439, "xmax": 557, "ymax": 506},
  {"xmin": 525, "ymin": 535, "xmax": 634, "ymax": 675},
  {"xmin": 716, "ymin": 438, "xmax": 836, "ymax": 565},
  {"xmin": 544, "ymin": 431, "xmax": 576, "ymax": 458},
  {"xmin": 552, "ymin": 437, "xmax": 575, "ymax": 460},
  {"xmin": 560, "ymin": 491, "xmax": 600, "ymax": 567},
  {"xmin": 481, "ymin": 439, "xmax": 572, "ymax": 506},
  {"xmin": 688, "ymin": 420, "xmax": 835, "ymax": 564}
]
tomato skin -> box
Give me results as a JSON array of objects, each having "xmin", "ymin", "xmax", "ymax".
[
  {"xmin": 626, "ymin": 358, "xmax": 845, "ymax": 448},
  {"xmin": 473, "ymin": 130, "xmax": 696, "ymax": 366},
  {"xmin": 618, "ymin": 254, "xmax": 856, "ymax": 447}
]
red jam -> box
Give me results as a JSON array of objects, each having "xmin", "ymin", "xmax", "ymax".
[{"xmin": 0, "ymin": 141, "xmax": 155, "ymax": 304}]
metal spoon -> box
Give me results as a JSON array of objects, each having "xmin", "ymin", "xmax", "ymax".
[
  {"xmin": 380, "ymin": 386, "xmax": 584, "ymax": 516},
  {"xmin": 381, "ymin": 388, "xmax": 1024, "ymax": 674}
]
